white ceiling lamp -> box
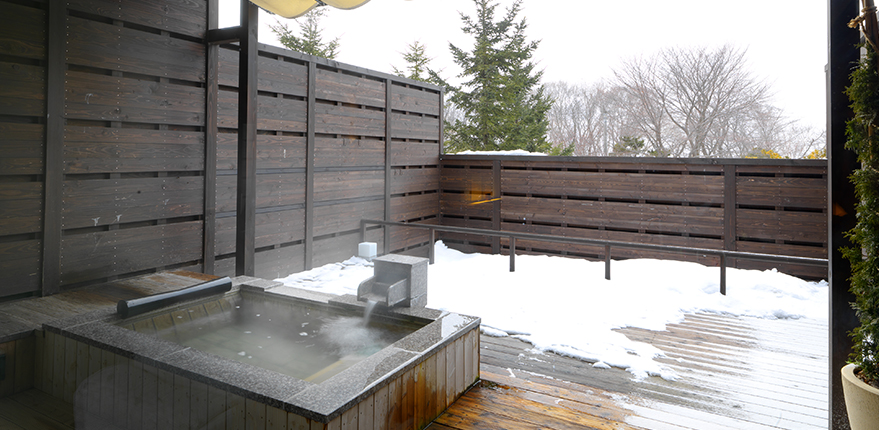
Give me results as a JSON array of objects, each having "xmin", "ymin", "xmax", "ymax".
[{"xmin": 250, "ymin": 0, "xmax": 370, "ymax": 18}]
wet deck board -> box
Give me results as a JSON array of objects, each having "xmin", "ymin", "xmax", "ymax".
[{"xmin": 428, "ymin": 313, "xmax": 828, "ymax": 430}]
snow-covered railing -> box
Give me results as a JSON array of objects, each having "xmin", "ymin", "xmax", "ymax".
[{"xmin": 360, "ymin": 219, "xmax": 828, "ymax": 295}]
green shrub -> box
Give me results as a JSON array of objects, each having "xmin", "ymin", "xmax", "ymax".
[{"xmin": 844, "ymin": 45, "xmax": 879, "ymax": 385}]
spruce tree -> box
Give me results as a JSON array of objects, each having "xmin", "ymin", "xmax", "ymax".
[
  {"xmin": 269, "ymin": 8, "xmax": 339, "ymax": 59},
  {"xmin": 442, "ymin": 0, "xmax": 553, "ymax": 154},
  {"xmin": 393, "ymin": 41, "xmax": 433, "ymax": 83}
]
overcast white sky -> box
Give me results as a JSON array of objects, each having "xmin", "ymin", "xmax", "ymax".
[{"xmin": 220, "ymin": 0, "xmax": 828, "ymax": 131}]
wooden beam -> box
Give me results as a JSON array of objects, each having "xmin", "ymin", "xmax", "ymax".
[
  {"xmin": 384, "ymin": 79, "xmax": 393, "ymax": 254},
  {"xmin": 206, "ymin": 26, "xmax": 242, "ymax": 45},
  {"xmin": 304, "ymin": 61, "xmax": 316, "ymax": 270},
  {"xmin": 203, "ymin": 0, "xmax": 219, "ymax": 274},
  {"xmin": 827, "ymin": 0, "xmax": 860, "ymax": 427},
  {"xmin": 235, "ymin": 0, "xmax": 258, "ymax": 276},
  {"xmin": 41, "ymin": 0, "xmax": 66, "ymax": 295}
]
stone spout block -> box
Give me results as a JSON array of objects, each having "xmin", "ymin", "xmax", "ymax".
[{"xmin": 357, "ymin": 254, "xmax": 428, "ymax": 308}]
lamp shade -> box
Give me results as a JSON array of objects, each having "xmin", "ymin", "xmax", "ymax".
[
  {"xmin": 250, "ymin": 0, "xmax": 371, "ymax": 18},
  {"xmin": 250, "ymin": 0, "xmax": 318, "ymax": 18},
  {"xmin": 321, "ymin": 0, "xmax": 371, "ymax": 10}
]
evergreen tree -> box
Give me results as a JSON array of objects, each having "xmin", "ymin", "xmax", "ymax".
[
  {"xmin": 441, "ymin": 0, "xmax": 553, "ymax": 154},
  {"xmin": 393, "ymin": 41, "xmax": 434, "ymax": 83},
  {"xmin": 269, "ymin": 8, "xmax": 339, "ymax": 59}
]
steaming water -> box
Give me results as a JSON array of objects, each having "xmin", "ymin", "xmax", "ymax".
[
  {"xmin": 131, "ymin": 297, "xmax": 420, "ymax": 383},
  {"xmin": 363, "ymin": 299, "xmax": 378, "ymax": 325}
]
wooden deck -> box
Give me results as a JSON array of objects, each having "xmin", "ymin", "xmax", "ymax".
[
  {"xmin": 429, "ymin": 314, "xmax": 828, "ymax": 430},
  {"xmin": 0, "ymin": 271, "xmax": 828, "ymax": 429}
]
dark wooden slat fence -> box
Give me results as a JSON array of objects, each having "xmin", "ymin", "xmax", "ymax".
[
  {"xmin": 439, "ymin": 156, "xmax": 827, "ymax": 280},
  {"xmin": 0, "ymin": 0, "xmax": 442, "ymax": 300}
]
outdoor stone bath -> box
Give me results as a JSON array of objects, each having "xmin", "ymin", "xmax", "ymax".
[{"xmin": 41, "ymin": 275, "xmax": 480, "ymax": 429}]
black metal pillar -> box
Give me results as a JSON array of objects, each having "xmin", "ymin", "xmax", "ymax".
[
  {"xmin": 235, "ymin": 1, "xmax": 258, "ymax": 276},
  {"xmin": 828, "ymin": 0, "xmax": 860, "ymax": 428}
]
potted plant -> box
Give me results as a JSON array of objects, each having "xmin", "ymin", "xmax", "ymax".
[{"xmin": 842, "ymin": 3, "xmax": 879, "ymax": 428}]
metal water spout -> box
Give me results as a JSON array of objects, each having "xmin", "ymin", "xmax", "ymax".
[{"xmin": 357, "ymin": 254, "xmax": 428, "ymax": 308}]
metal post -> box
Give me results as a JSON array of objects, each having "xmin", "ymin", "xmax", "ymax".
[
  {"xmin": 828, "ymin": 1, "xmax": 860, "ymax": 427},
  {"xmin": 604, "ymin": 245, "xmax": 611, "ymax": 280},
  {"xmin": 234, "ymin": 0, "xmax": 258, "ymax": 277},
  {"xmin": 509, "ymin": 236, "xmax": 516, "ymax": 272},
  {"xmin": 720, "ymin": 254, "xmax": 727, "ymax": 296},
  {"xmin": 360, "ymin": 220, "xmax": 366, "ymax": 244},
  {"xmin": 429, "ymin": 228, "xmax": 435, "ymax": 264}
]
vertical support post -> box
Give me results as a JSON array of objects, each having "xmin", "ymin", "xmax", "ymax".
[
  {"xmin": 491, "ymin": 160, "xmax": 501, "ymax": 254},
  {"xmin": 383, "ymin": 79, "xmax": 393, "ymax": 255},
  {"xmin": 202, "ymin": 0, "xmax": 219, "ymax": 275},
  {"xmin": 719, "ymin": 254, "xmax": 727, "ymax": 296},
  {"xmin": 723, "ymin": 164, "xmax": 737, "ymax": 270},
  {"xmin": 428, "ymin": 228, "xmax": 435, "ymax": 264},
  {"xmin": 305, "ymin": 62, "xmax": 316, "ymax": 270},
  {"xmin": 604, "ymin": 245, "xmax": 611, "ymax": 281},
  {"xmin": 509, "ymin": 236, "xmax": 516, "ymax": 272},
  {"xmin": 359, "ymin": 220, "xmax": 366, "ymax": 244},
  {"xmin": 42, "ymin": 0, "xmax": 65, "ymax": 295},
  {"xmin": 828, "ymin": 0, "xmax": 860, "ymax": 427},
  {"xmin": 234, "ymin": 0, "xmax": 258, "ymax": 277}
]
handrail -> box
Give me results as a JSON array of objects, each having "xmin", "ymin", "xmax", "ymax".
[{"xmin": 360, "ymin": 219, "xmax": 828, "ymax": 295}]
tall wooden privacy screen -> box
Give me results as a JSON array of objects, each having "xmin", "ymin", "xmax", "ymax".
[
  {"xmin": 0, "ymin": 0, "xmax": 442, "ymax": 300},
  {"xmin": 440, "ymin": 156, "xmax": 827, "ymax": 279}
]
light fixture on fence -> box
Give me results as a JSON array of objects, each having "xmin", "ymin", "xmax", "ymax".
[{"xmin": 250, "ymin": 0, "xmax": 371, "ymax": 18}]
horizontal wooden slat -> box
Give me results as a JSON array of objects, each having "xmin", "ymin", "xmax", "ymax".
[
  {"xmin": 0, "ymin": 123, "xmax": 44, "ymax": 175},
  {"xmin": 391, "ymin": 85, "xmax": 440, "ymax": 116},
  {"xmin": 217, "ymin": 91, "xmax": 307, "ymax": 132},
  {"xmin": 311, "ymin": 232, "xmax": 361, "ymax": 268},
  {"xmin": 440, "ymin": 167, "xmax": 493, "ymax": 193},
  {"xmin": 0, "ymin": 2, "xmax": 45, "ymax": 59},
  {"xmin": 65, "ymin": 0, "xmax": 208, "ymax": 38},
  {"xmin": 314, "ymin": 137, "xmax": 384, "ymax": 168},
  {"xmin": 500, "ymin": 221, "xmax": 723, "ymax": 253},
  {"xmin": 502, "ymin": 196, "xmax": 724, "ymax": 235},
  {"xmin": 736, "ymin": 209, "xmax": 827, "ymax": 244},
  {"xmin": 215, "ymin": 173, "xmax": 305, "ymax": 213},
  {"xmin": 391, "ymin": 167, "xmax": 440, "ymax": 195},
  {"xmin": 214, "ymin": 209, "xmax": 305, "ymax": 255},
  {"xmin": 0, "ymin": 62, "xmax": 45, "ymax": 117},
  {"xmin": 389, "ymin": 226, "xmax": 431, "ymax": 251},
  {"xmin": 391, "ymin": 194, "xmax": 439, "ymax": 222},
  {"xmin": 65, "ymin": 126, "xmax": 204, "ymax": 173},
  {"xmin": 65, "ymin": 71, "xmax": 204, "ymax": 126},
  {"xmin": 737, "ymin": 176, "xmax": 827, "ymax": 209},
  {"xmin": 60, "ymin": 221, "xmax": 203, "ymax": 285},
  {"xmin": 0, "ymin": 239, "xmax": 41, "ymax": 296},
  {"xmin": 314, "ymin": 103, "xmax": 384, "ymax": 137},
  {"xmin": 440, "ymin": 194, "xmax": 495, "ymax": 220},
  {"xmin": 391, "ymin": 113, "xmax": 439, "ymax": 141},
  {"xmin": 61, "ymin": 176, "xmax": 204, "ymax": 229},
  {"xmin": 66, "ymin": 16, "xmax": 205, "ymax": 83},
  {"xmin": 216, "ymin": 133, "xmax": 307, "ymax": 171},
  {"xmin": 502, "ymin": 170, "xmax": 725, "ymax": 204},
  {"xmin": 313, "ymin": 170, "xmax": 383, "ymax": 202},
  {"xmin": 254, "ymin": 244, "xmax": 305, "ymax": 280},
  {"xmin": 390, "ymin": 142, "xmax": 440, "ymax": 167},
  {"xmin": 315, "ymin": 68, "xmax": 384, "ymax": 107},
  {"xmin": 0, "ymin": 182, "xmax": 43, "ymax": 235},
  {"xmin": 217, "ymin": 48, "xmax": 308, "ymax": 96},
  {"xmin": 314, "ymin": 200, "xmax": 383, "ymax": 237}
]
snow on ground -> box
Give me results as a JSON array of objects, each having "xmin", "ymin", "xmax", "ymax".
[{"xmin": 276, "ymin": 241, "xmax": 827, "ymax": 381}]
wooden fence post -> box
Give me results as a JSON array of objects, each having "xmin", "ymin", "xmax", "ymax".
[
  {"xmin": 492, "ymin": 160, "xmax": 501, "ymax": 254},
  {"xmin": 304, "ymin": 61, "xmax": 316, "ymax": 270},
  {"xmin": 723, "ymin": 164, "xmax": 737, "ymax": 270},
  {"xmin": 202, "ymin": 0, "xmax": 219, "ymax": 275},
  {"xmin": 41, "ymin": 0, "xmax": 66, "ymax": 295},
  {"xmin": 234, "ymin": 1, "xmax": 258, "ymax": 277}
]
